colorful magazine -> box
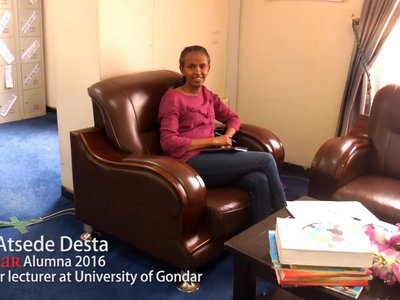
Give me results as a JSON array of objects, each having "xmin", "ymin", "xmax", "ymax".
[{"xmin": 324, "ymin": 285, "xmax": 363, "ymax": 299}]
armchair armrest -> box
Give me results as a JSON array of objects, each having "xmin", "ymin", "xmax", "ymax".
[
  {"xmin": 308, "ymin": 135, "xmax": 371, "ymax": 199},
  {"xmin": 70, "ymin": 127, "xmax": 209, "ymax": 255},
  {"xmin": 120, "ymin": 154, "xmax": 207, "ymax": 235},
  {"xmin": 216, "ymin": 123, "xmax": 285, "ymax": 166}
]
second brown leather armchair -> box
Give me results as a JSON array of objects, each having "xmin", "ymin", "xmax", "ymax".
[
  {"xmin": 308, "ymin": 84, "xmax": 400, "ymax": 223},
  {"xmin": 70, "ymin": 70, "xmax": 285, "ymax": 273}
]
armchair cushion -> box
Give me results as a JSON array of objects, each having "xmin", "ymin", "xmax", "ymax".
[
  {"xmin": 206, "ymin": 188, "xmax": 251, "ymax": 239},
  {"xmin": 333, "ymin": 175, "xmax": 400, "ymax": 223}
]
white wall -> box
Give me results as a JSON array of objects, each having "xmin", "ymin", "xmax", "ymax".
[
  {"xmin": 43, "ymin": 0, "xmax": 100, "ymax": 191},
  {"xmin": 153, "ymin": 0, "xmax": 228, "ymax": 96},
  {"xmin": 44, "ymin": 0, "xmax": 229, "ymax": 192},
  {"xmin": 237, "ymin": 0, "xmax": 363, "ymax": 167},
  {"xmin": 43, "ymin": 0, "xmax": 363, "ymax": 192},
  {"xmin": 98, "ymin": 0, "xmax": 229, "ymax": 96},
  {"xmin": 98, "ymin": 0, "xmax": 153, "ymax": 76}
]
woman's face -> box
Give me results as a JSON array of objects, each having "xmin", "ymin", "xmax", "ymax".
[{"xmin": 180, "ymin": 51, "xmax": 210, "ymax": 89}]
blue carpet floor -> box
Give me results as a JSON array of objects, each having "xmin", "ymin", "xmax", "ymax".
[{"xmin": 0, "ymin": 113, "xmax": 308, "ymax": 300}]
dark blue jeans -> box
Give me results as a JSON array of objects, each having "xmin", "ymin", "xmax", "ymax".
[{"xmin": 187, "ymin": 151, "xmax": 287, "ymax": 223}]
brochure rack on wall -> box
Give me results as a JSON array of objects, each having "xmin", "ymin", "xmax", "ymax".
[{"xmin": 0, "ymin": 0, "xmax": 45, "ymax": 124}]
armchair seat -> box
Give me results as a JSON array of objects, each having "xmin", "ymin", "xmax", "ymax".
[
  {"xmin": 332, "ymin": 175, "xmax": 400, "ymax": 223},
  {"xmin": 70, "ymin": 70, "xmax": 285, "ymax": 272},
  {"xmin": 206, "ymin": 188, "xmax": 250, "ymax": 239}
]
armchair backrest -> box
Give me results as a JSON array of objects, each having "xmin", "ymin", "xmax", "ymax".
[
  {"xmin": 87, "ymin": 70, "xmax": 182, "ymax": 154},
  {"xmin": 368, "ymin": 84, "xmax": 400, "ymax": 178}
]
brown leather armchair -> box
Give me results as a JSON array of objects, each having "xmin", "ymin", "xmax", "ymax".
[
  {"xmin": 70, "ymin": 70, "xmax": 285, "ymax": 272},
  {"xmin": 308, "ymin": 84, "xmax": 400, "ymax": 224}
]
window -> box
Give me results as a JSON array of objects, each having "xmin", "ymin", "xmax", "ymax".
[{"xmin": 370, "ymin": 19, "xmax": 400, "ymax": 103}]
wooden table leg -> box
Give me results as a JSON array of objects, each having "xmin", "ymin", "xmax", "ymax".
[{"xmin": 232, "ymin": 254, "xmax": 256, "ymax": 300}]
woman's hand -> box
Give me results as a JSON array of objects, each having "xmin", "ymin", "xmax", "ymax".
[
  {"xmin": 214, "ymin": 128, "xmax": 236, "ymax": 148},
  {"xmin": 213, "ymin": 134, "xmax": 233, "ymax": 148},
  {"xmin": 188, "ymin": 133, "xmax": 234, "ymax": 150}
]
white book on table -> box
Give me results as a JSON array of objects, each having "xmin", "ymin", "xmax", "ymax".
[{"xmin": 275, "ymin": 217, "xmax": 374, "ymax": 268}]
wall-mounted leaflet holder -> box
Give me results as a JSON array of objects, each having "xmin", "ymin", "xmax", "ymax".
[
  {"xmin": 4, "ymin": 64, "xmax": 13, "ymax": 88},
  {"xmin": 0, "ymin": 93, "xmax": 17, "ymax": 117},
  {"xmin": 23, "ymin": 63, "xmax": 40, "ymax": 88},
  {"xmin": 30, "ymin": 0, "xmax": 39, "ymax": 5},
  {"xmin": 0, "ymin": 11, "xmax": 12, "ymax": 34},
  {"xmin": 21, "ymin": 10, "xmax": 38, "ymax": 34},
  {"xmin": 0, "ymin": 39, "xmax": 15, "ymax": 64},
  {"xmin": 21, "ymin": 39, "xmax": 40, "ymax": 62}
]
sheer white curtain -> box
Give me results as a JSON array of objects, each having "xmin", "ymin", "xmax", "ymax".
[
  {"xmin": 370, "ymin": 20, "xmax": 400, "ymax": 101},
  {"xmin": 337, "ymin": 0, "xmax": 400, "ymax": 136}
]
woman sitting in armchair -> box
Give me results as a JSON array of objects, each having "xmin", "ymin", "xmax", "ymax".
[{"xmin": 158, "ymin": 45, "xmax": 286, "ymax": 223}]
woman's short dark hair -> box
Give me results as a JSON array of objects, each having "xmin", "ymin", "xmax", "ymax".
[{"xmin": 179, "ymin": 45, "xmax": 210, "ymax": 69}]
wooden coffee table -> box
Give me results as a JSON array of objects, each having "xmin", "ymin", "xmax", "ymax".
[{"xmin": 225, "ymin": 207, "xmax": 400, "ymax": 300}]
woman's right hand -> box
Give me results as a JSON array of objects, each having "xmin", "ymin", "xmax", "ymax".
[
  {"xmin": 188, "ymin": 134, "xmax": 233, "ymax": 151},
  {"xmin": 212, "ymin": 134, "xmax": 232, "ymax": 148}
]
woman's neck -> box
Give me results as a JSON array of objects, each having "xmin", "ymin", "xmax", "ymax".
[{"xmin": 177, "ymin": 85, "xmax": 201, "ymax": 96}]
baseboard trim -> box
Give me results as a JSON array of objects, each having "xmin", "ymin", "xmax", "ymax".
[
  {"xmin": 61, "ymin": 186, "xmax": 74, "ymax": 200},
  {"xmin": 46, "ymin": 106, "xmax": 57, "ymax": 113},
  {"xmin": 282, "ymin": 162, "xmax": 309, "ymax": 175}
]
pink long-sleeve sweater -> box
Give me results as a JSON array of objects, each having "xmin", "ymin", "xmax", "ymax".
[{"xmin": 158, "ymin": 86, "xmax": 241, "ymax": 162}]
